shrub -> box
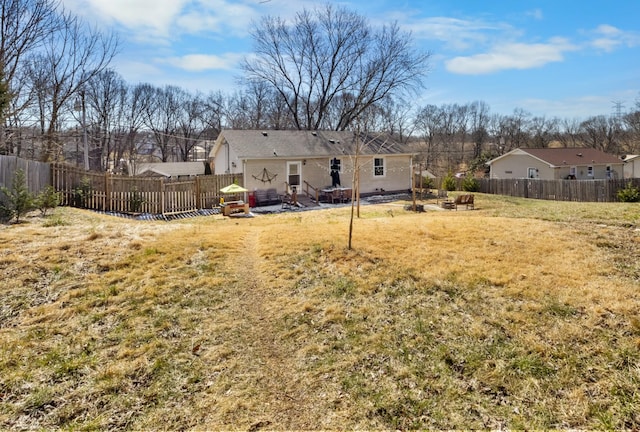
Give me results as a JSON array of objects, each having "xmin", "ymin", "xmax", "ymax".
[
  {"xmin": 35, "ymin": 185, "xmax": 61, "ymax": 217},
  {"xmin": 72, "ymin": 177, "xmax": 92, "ymax": 208},
  {"xmin": 617, "ymin": 182, "xmax": 640, "ymax": 202},
  {"xmin": 0, "ymin": 169, "xmax": 35, "ymax": 223},
  {"xmin": 423, "ymin": 177, "xmax": 434, "ymax": 189},
  {"xmin": 462, "ymin": 174, "xmax": 480, "ymax": 192},
  {"xmin": 441, "ymin": 172, "xmax": 457, "ymax": 191},
  {"xmin": 128, "ymin": 187, "xmax": 145, "ymax": 213}
]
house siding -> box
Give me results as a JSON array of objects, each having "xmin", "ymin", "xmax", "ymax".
[
  {"xmin": 242, "ymin": 154, "xmax": 411, "ymax": 195},
  {"xmin": 490, "ymin": 154, "xmax": 623, "ymax": 180},
  {"xmin": 623, "ymin": 157, "xmax": 640, "ymax": 178}
]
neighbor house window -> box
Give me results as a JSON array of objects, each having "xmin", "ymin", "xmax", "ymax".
[
  {"xmin": 330, "ymin": 158, "xmax": 341, "ymax": 172},
  {"xmin": 527, "ymin": 167, "xmax": 537, "ymax": 179},
  {"xmin": 606, "ymin": 165, "xmax": 612, "ymax": 178},
  {"xmin": 587, "ymin": 166, "xmax": 594, "ymax": 177},
  {"xmin": 570, "ymin": 166, "xmax": 577, "ymax": 176},
  {"xmin": 374, "ymin": 157, "xmax": 385, "ymax": 177}
]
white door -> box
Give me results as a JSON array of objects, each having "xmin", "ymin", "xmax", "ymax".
[{"xmin": 287, "ymin": 161, "xmax": 302, "ymax": 193}]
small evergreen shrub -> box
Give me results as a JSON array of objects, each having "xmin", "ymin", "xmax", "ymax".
[
  {"xmin": 128, "ymin": 187, "xmax": 145, "ymax": 213},
  {"xmin": 441, "ymin": 172, "xmax": 457, "ymax": 191},
  {"xmin": 35, "ymin": 185, "xmax": 61, "ymax": 217},
  {"xmin": 462, "ymin": 175, "xmax": 480, "ymax": 192},
  {"xmin": 72, "ymin": 177, "xmax": 92, "ymax": 208},
  {"xmin": 0, "ymin": 169, "xmax": 35, "ymax": 223},
  {"xmin": 617, "ymin": 182, "xmax": 640, "ymax": 202}
]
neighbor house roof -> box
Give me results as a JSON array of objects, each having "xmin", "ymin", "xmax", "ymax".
[
  {"xmin": 212, "ymin": 130, "xmax": 414, "ymax": 160},
  {"xmin": 135, "ymin": 162, "xmax": 206, "ymax": 177},
  {"xmin": 487, "ymin": 148, "xmax": 623, "ymax": 167}
]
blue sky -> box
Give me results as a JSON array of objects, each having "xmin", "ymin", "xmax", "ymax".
[{"xmin": 60, "ymin": 0, "xmax": 640, "ymax": 120}]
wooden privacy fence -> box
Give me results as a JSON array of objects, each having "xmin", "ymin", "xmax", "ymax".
[
  {"xmin": 0, "ymin": 155, "xmax": 50, "ymax": 193},
  {"xmin": 477, "ymin": 178, "xmax": 640, "ymax": 202},
  {"xmin": 51, "ymin": 164, "xmax": 242, "ymax": 215}
]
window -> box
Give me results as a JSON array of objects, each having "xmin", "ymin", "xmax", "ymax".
[
  {"xmin": 587, "ymin": 166, "xmax": 594, "ymax": 177},
  {"xmin": 527, "ymin": 167, "xmax": 537, "ymax": 179},
  {"xmin": 606, "ymin": 165, "xmax": 612, "ymax": 179},
  {"xmin": 570, "ymin": 166, "xmax": 577, "ymax": 176},
  {"xmin": 374, "ymin": 157, "xmax": 385, "ymax": 177},
  {"xmin": 330, "ymin": 158, "xmax": 341, "ymax": 172}
]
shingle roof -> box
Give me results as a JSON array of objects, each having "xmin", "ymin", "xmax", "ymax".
[
  {"xmin": 489, "ymin": 147, "xmax": 623, "ymax": 166},
  {"xmin": 217, "ymin": 130, "xmax": 413, "ymax": 159},
  {"xmin": 135, "ymin": 162, "xmax": 205, "ymax": 177}
]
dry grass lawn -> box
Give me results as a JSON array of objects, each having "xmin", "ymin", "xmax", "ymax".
[{"xmin": 1, "ymin": 194, "xmax": 639, "ymax": 430}]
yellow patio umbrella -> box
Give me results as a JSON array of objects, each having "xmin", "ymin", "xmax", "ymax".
[{"xmin": 220, "ymin": 183, "xmax": 248, "ymax": 194}]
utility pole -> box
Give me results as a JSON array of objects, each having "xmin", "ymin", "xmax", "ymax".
[
  {"xmin": 81, "ymin": 89, "xmax": 89, "ymax": 171},
  {"xmin": 75, "ymin": 90, "xmax": 90, "ymax": 170}
]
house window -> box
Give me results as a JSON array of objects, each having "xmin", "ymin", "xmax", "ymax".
[
  {"xmin": 606, "ymin": 165, "xmax": 612, "ymax": 179},
  {"xmin": 570, "ymin": 166, "xmax": 577, "ymax": 176},
  {"xmin": 527, "ymin": 167, "xmax": 537, "ymax": 179},
  {"xmin": 374, "ymin": 157, "xmax": 385, "ymax": 177},
  {"xmin": 587, "ymin": 166, "xmax": 594, "ymax": 177}
]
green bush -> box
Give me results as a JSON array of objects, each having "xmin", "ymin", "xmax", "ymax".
[
  {"xmin": 462, "ymin": 174, "xmax": 480, "ymax": 192},
  {"xmin": 128, "ymin": 187, "xmax": 145, "ymax": 213},
  {"xmin": 441, "ymin": 172, "xmax": 457, "ymax": 191},
  {"xmin": 617, "ymin": 182, "xmax": 640, "ymax": 202},
  {"xmin": 35, "ymin": 185, "xmax": 60, "ymax": 217},
  {"xmin": 0, "ymin": 169, "xmax": 35, "ymax": 223},
  {"xmin": 72, "ymin": 177, "xmax": 92, "ymax": 208}
]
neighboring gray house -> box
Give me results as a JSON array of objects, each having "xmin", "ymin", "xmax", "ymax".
[
  {"xmin": 209, "ymin": 130, "xmax": 415, "ymax": 196},
  {"xmin": 623, "ymin": 155, "xmax": 640, "ymax": 178},
  {"xmin": 487, "ymin": 148, "xmax": 624, "ymax": 180},
  {"xmin": 132, "ymin": 161, "xmax": 209, "ymax": 178}
]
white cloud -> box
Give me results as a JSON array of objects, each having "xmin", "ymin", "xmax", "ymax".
[
  {"xmin": 158, "ymin": 53, "xmax": 243, "ymax": 72},
  {"xmin": 445, "ymin": 38, "xmax": 577, "ymax": 75},
  {"xmin": 61, "ymin": 0, "xmax": 189, "ymax": 37},
  {"xmin": 60, "ymin": 0, "xmax": 262, "ymax": 41},
  {"xmin": 590, "ymin": 24, "xmax": 640, "ymax": 52},
  {"xmin": 525, "ymin": 9, "xmax": 543, "ymax": 20},
  {"xmin": 401, "ymin": 16, "xmax": 514, "ymax": 51}
]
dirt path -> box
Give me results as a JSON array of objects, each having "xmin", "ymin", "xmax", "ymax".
[{"xmin": 209, "ymin": 228, "xmax": 313, "ymax": 430}]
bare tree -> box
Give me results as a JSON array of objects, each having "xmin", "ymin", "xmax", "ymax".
[
  {"xmin": 555, "ymin": 118, "xmax": 583, "ymax": 148},
  {"xmin": 469, "ymin": 100, "xmax": 490, "ymax": 159},
  {"xmin": 623, "ymin": 100, "xmax": 640, "ymax": 154},
  {"xmin": 174, "ymin": 89, "xmax": 206, "ymax": 161},
  {"xmin": 580, "ymin": 115, "xmax": 621, "ymax": 153},
  {"xmin": 414, "ymin": 104, "xmax": 443, "ymax": 174},
  {"xmin": 528, "ymin": 115, "xmax": 558, "ymax": 148},
  {"xmin": 85, "ymin": 68, "xmax": 126, "ymax": 170},
  {"xmin": 242, "ymin": 3, "xmax": 430, "ymax": 131},
  {"xmin": 32, "ymin": 10, "xmax": 117, "ymax": 161},
  {"xmin": 0, "ymin": 0, "xmax": 60, "ymax": 154},
  {"xmin": 143, "ymin": 85, "xmax": 180, "ymax": 162}
]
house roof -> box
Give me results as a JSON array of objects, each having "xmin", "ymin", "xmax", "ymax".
[
  {"xmin": 487, "ymin": 147, "xmax": 623, "ymax": 167},
  {"xmin": 135, "ymin": 162, "xmax": 206, "ymax": 177},
  {"xmin": 213, "ymin": 130, "xmax": 414, "ymax": 159}
]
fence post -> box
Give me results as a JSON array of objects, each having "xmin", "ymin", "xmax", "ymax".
[
  {"xmin": 105, "ymin": 172, "xmax": 112, "ymax": 212},
  {"xmin": 195, "ymin": 176, "xmax": 202, "ymax": 210},
  {"xmin": 161, "ymin": 179, "xmax": 166, "ymax": 215}
]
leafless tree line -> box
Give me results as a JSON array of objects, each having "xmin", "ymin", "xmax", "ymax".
[{"xmin": 413, "ymin": 100, "xmax": 640, "ymax": 175}]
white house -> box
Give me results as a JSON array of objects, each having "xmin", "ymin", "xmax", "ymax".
[
  {"xmin": 487, "ymin": 148, "xmax": 624, "ymax": 180},
  {"xmin": 209, "ymin": 130, "xmax": 416, "ymax": 196},
  {"xmin": 623, "ymin": 155, "xmax": 640, "ymax": 178}
]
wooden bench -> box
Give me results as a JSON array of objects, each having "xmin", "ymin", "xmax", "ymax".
[{"xmin": 453, "ymin": 194, "xmax": 474, "ymax": 210}]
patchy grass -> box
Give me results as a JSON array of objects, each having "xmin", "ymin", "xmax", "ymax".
[{"xmin": 0, "ymin": 196, "xmax": 639, "ymax": 430}]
